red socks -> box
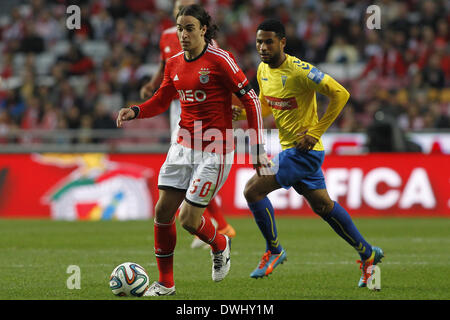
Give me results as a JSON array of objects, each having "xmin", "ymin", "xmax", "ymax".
[
  {"xmin": 154, "ymin": 214, "xmax": 226, "ymax": 288},
  {"xmin": 154, "ymin": 218, "xmax": 176, "ymax": 288},
  {"xmin": 193, "ymin": 216, "xmax": 227, "ymax": 252},
  {"xmin": 205, "ymin": 198, "xmax": 228, "ymax": 230}
]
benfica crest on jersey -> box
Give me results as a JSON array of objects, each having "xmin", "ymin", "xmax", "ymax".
[{"xmin": 199, "ymin": 68, "xmax": 210, "ymax": 84}]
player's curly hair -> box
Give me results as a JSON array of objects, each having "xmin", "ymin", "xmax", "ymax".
[
  {"xmin": 257, "ymin": 19, "xmax": 286, "ymax": 39},
  {"xmin": 176, "ymin": 4, "xmax": 218, "ymax": 44}
]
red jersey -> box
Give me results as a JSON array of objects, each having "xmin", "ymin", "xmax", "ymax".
[
  {"xmin": 159, "ymin": 26, "xmax": 180, "ymax": 63},
  {"xmin": 136, "ymin": 44, "xmax": 263, "ymax": 153}
]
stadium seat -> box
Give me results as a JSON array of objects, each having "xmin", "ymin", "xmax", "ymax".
[
  {"xmin": 35, "ymin": 53, "xmax": 55, "ymax": 75},
  {"xmin": 81, "ymin": 41, "xmax": 110, "ymax": 65},
  {"xmin": 51, "ymin": 40, "xmax": 71, "ymax": 56}
]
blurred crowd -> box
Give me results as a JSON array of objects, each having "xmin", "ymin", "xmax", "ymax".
[{"xmin": 0, "ymin": 0, "xmax": 448, "ymax": 145}]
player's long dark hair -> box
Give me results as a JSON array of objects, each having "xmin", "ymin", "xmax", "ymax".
[{"xmin": 176, "ymin": 4, "xmax": 218, "ymax": 44}]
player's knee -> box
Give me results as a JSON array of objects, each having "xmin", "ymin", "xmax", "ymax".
[
  {"xmin": 243, "ymin": 180, "xmax": 260, "ymax": 203},
  {"xmin": 178, "ymin": 211, "xmax": 198, "ymax": 233},
  {"xmin": 178, "ymin": 212, "xmax": 192, "ymax": 232},
  {"xmin": 311, "ymin": 201, "xmax": 334, "ymax": 217},
  {"xmin": 154, "ymin": 201, "xmax": 176, "ymax": 224}
]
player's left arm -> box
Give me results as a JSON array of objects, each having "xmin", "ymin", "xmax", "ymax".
[
  {"xmin": 232, "ymin": 68, "xmax": 272, "ymax": 121},
  {"xmin": 305, "ymin": 70, "xmax": 350, "ymax": 140}
]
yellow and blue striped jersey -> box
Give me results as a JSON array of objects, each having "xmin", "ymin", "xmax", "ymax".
[{"xmin": 256, "ymin": 54, "xmax": 350, "ymax": 151}]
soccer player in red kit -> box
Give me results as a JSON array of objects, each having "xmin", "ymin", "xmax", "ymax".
[
  {"xmin": 117, "ymin": 4, "xmax": 269, "ymax": 296},
  {"xmin": 140, "ymin": 0, "xmax": 237, "ymax": 248}
]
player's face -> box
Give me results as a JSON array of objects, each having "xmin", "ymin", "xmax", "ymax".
[
  {"xmin": 176, "ymin": 15, "xmax": 206, "ymax": 52},
  {"xmin": 256, "ymin": 30, "xmax": 285, "ymax": 66}
]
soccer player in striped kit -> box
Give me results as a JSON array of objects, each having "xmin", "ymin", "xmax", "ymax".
[{"xmin": 117, "ymin": 5, "xmax": 269, "ymax": 296}]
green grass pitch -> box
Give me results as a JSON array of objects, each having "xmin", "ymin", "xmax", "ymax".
[{"xmin": 1, "ymin": 217, "xmax": 449, "ymax": 300}]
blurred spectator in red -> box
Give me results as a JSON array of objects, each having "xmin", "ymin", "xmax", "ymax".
[
  {"xmin": 21, "ymin": 95, "xmax": 41, "ymax": 130},
  {"xmin": 297, "ymin": 7, "xmax": 321, "ymax": 42},
  {"xmin": 225, "ymin": 21, "xmax": 249, "ymax": 57},
  {"xmin": 359, "ymin": 39, "xmax": 408, "ymax": 86},
  {"xmin": 58, "ymin": 44, "xmax": 95, "ymax": 76},
  {"xmin": 40, "ymin": 102, "xmax": 59, "ymax": 131},
  {"xmin": 415, "ymin": 26, "xmax": 436, "ymax": 70}
]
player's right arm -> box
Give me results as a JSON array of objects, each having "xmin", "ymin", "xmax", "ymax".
[{"xmin": 116, "ymin": 62, "xmax": 177, "ymax": 127}]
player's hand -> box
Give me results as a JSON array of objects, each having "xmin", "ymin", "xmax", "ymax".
[
  {"xmin": 140, "ymin": 82, "xmax": 156, "ymax": 100},
  {"xmin": 295, "ymin": 131, "xmax": 318, "ymax": 152},
  {"xmin": 254, "ymin": 152, "xmax": 273, "ymax": 177},
  {"xmin": 232, "ymin": 105, "xmax": 242, "ymax": 121},
  {"xmin": 116, "ymin": 108, "xmax": 137, "ymax": 128}
]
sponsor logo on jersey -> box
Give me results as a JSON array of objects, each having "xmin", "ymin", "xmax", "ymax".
[
  {"xmin": 264, "ymin": 96, "xmax": 298, "ymax": 110},
  {"xmin": 178, "ymin": 89, "xmax": 207, "ymax": 102}
]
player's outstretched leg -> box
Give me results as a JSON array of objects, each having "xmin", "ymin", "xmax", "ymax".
[
  {"xmin": 244, "ymin": 174, "xmax": 286, "ymax": 279},
  {"xmin": 300, "ymin": 186, "xmax": 384, "ymax": 287},
  {"xmin": 191, "ymin": 199, "xmax": 236, "ymax": 249},
  {"xmin": 322, "ymin": 201, "xmax": 385, "ymax": 287},
  {"xmin": 180, "ymin": 203, "xmax": 231, "ymax": 282},
  {"xmin": 192, "ymin": 216, "xmax": 231, "ymax": 281}
]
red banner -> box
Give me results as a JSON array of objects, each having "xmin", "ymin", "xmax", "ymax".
[
  {"xmin": 0, "ymin": 153, "xmax": 448, "ymax": 218},
  {"xmin": 222, "ymin": 153, "xmax": 450, "ymax": 217}
]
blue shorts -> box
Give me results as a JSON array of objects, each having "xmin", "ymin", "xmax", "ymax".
[{"xmin": 270, "ymin": 148, "xmax": 326, "ymax": 191}]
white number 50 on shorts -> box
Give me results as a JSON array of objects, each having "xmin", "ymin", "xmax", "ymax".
[{"xmin": 158, "ymin": 143, "xmax": 234, "ymax": 207}]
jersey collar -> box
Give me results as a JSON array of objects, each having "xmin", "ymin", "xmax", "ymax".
[{"xmin": 184, "ymin": 43, "xmax": 209, "ymax": 63}]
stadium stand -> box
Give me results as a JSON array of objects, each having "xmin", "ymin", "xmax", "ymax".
[{"xmin": 0, "ymin": 0, "xmax": 448, "ymax": 148}]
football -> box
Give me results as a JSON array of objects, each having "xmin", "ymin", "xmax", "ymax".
[{"xmin": 109, "ymin": 262, "xmax": 150, "ymax": 297}]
